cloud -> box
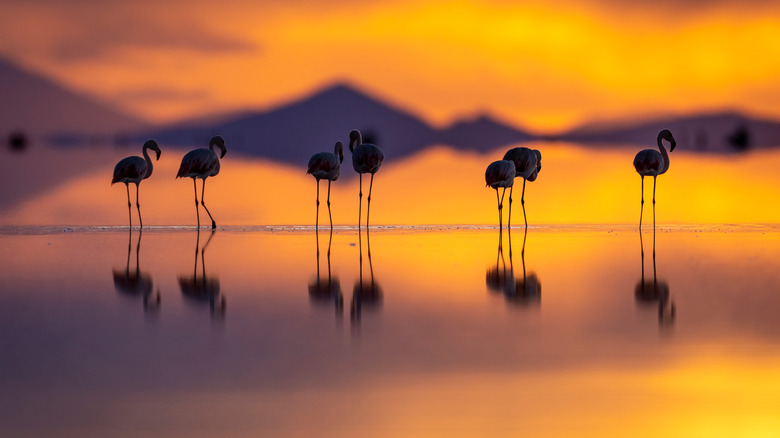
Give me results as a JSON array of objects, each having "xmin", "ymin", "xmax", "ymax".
[{"xmin": 47, "ymin": 20, "xmax": 257, "ymax": 62}]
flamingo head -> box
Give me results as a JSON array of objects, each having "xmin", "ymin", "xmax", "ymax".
[
  {"xmin": 143, "ymin": 139, "xmax": 161, "ymax": 160},
  {"xmin": 348, "ymin": 129, "xmax": 362, "ymax": 152},
  {"xmin": 334, "ymin": 141, "xmax": 344, "ymax": 163},
  {"xmin": 210, "ymin": 135, "xmax": 227, "ymax": 158},
  {"xmin": 658, "ymin": 129, "xmax": 676, "ymax": 152},
  {"xmin": 534, "ymin": 149, "xmax": 542, "ymax": 173}
]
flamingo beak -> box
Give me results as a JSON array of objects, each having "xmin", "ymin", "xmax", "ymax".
[
  {"xmin": 670, "ymin": 140, "xmax": 676, "ymax": 152},
  {"xmin": 155, "ymin": 149, "xmax": 161, "ymax": 160},
  {"xmin": 220, "ymin": 147, "xmax": 226, "ymax": 158}
]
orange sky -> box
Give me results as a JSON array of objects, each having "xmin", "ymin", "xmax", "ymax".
[{"xmin": 1, "ymin": 0, "xmax": 780, "ymax": 133}]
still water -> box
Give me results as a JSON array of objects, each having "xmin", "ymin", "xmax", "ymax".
[{"xmin": 2, "ymin": 225, "xmax": 780, "ymax": 437}]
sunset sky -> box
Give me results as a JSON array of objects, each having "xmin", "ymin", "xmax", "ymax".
[{"xmin": 2, "ymin": 0, "xmax": 780, "ymax": 134}]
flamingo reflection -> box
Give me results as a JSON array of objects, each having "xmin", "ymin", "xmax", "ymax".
[
  {"xmin": 351, "ymin": 229, "xmax": 382, "ymax": 326},
  {"xmin": 178, "ymin": 229, "xmax": 225, "ymax": 318},
  {"xmin": 486, "ymin": 228, "xmax": 541, "ymax": 307},
  {"xmin": 635, "ymin": 225, "xmax": 675, "ymax": 327},
  {"xmin": 112, "ymin": 229, "xmax": 160, "ymax": 314},
  {"xmin": 309, "ymin": 228, "xmax": 344, "ymax": 317}
]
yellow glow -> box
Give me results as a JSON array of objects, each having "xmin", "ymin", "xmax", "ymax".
[{"xmin": 4, "ymin": 143, "xmax": 780, "ymax": 225}]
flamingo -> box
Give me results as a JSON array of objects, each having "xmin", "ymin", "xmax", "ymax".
[
  {"xmin": 176, "ymin": 135, "xmax": 227, "ymax": 229},
  {"xmin": 111, "ymin": 139, "xmax": 161, "ymax": 228},
  {"xmin": 634, "ymin": 129, "xmax": 676, "ymax": 228},
  {"xmin": 348, "ymin": 129, "xmax": 384, "ymax": 229},
  {"xmin": 307, "ymin": 141, "xmax": 344, "ymax": 229},
  {"xmin": 485, "ymin": 160, "xmax": 516, "ymax": 229},
  {"xmin": 503, "ymin": 147, "xmax": 541, "ymax": 228}
]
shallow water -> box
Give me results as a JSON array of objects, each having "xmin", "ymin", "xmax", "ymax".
[{"xmin": 2, "ymin": 225, "xmax": 780, "ymax": 437}]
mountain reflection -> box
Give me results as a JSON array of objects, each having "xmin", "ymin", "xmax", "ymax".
[
  {"xmin": 351, "ymin": 229, "xmax": 382, "ymax": 326},
  {"xmin": 486, "ymin": 228, "xmax": 541, "ymax": 307},
  {"xmin": 635, "ymin": 225, "xmax": 675, "ymax": 327},
  {"xmin": 178, "ymin": 229, "xmax": 225, "ymax": 319},
  {"xmin": 112, "ymin": 229, "xmax": 160, "ymax": 315},
  {"xmin": 308, "ymin": 228, "xmax": 344, "ymax": 317}
]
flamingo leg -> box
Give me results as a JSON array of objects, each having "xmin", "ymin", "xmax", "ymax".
[
  {"xmin": 495, "ymin": 188, "xmax": 501, "ymax": 229},
  {"xmin": 200, "ymin": 178, "xmax": 216, "ymax": 229},
  {"xmin": 521, "ymin": 178, "xmax": 527, "ymax": 228},
  {"xmin": 193, "ymin": 178, "xmax": 200, "ymax": 228},
  {"xmin": 358, "ymin": 174, "xmax": 363, "ymax": 230},
  {"xmin": 652, "ymin": 176, "xmax": 657, "ymax": 227},
  {"xmin": 327, "ymin": 180, "xmax": 333, "ymax": 229},
  {"xmin": 135, "ymin": 182, "xmax": 143, "ymax": 229},
  {"xmin": 508, "ymin": 185, "xmax": 513, "ymax": 229},
  {"xmin": 125, "ymin": 183, "xmax": 132, "ymax": 228},
  {"xmin": 639, "ymin": 176, "xmax": 644, "ymax": 230},
  {"xmin": 366, "ymin": 173, "xmax": 375, "ymax": 229},
  {"xmin": 500, "ymin": 187, "xmax": 507, "ymax": 229},
  {"xmin": 315, "ymin": 179, "xmax": 320, "ymax": 230}
]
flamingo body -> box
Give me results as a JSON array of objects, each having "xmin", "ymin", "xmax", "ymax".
[
  {"xmin": 351, "ymin": 144, "xmax": 384, "ymax": 174},
  {"xmin": 485, "ymin": 160, "xmax": 515, "ymax": 189},
  {"xmin": 177, "ymin": 148, "xmax": 221, "ymax": 179},
  {"xmin": 307, "ymin": 142, "xmax": 343, "ymax": 182},
  {"xmin": 503, "ymin": 147, "xmax": 541, "ymax": 181}
]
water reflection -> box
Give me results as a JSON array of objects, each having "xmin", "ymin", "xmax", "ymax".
[
  {"xmin": 635, "ymin": 226, "xmax": 675, "ymax": 327},
  {"xmin": 486, "ymin": 228, "xmax": 542, "ymax": 307},
  {"xmin": 308, "ymin": 228, "xmax": 344, "ymax": 318},
  {"xmin": 112, "ymin": 229, "xmax": 160, "ymax": 314},
  {"xmin": 178, "ymin": 230, "xmax": 225, "ymax": 318},
  {"xmin": 351, "ymin": 230, "xmax": 382, "ymax": 326}
]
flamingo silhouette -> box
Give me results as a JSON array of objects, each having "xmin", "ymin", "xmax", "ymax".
[
  {"xmin": 634, "ymin": 129, "xmax": 676, "ymax": 228},
  {"xmin": 309, "ymin": 228, "xmax": 344, "ymax": 317},
  {"xmin": 176, "ymin": 135, "xmax": 227, "ymax": 229},
  {"xmin": 111, "ymin": 139, "xmax": 161, "ymax": 228},
  {"xmin": 112, "ymin": 229, "xmax": 160, "ymax": 314},
  {"xmin": 486, "ymin": 228, "xmax": 541, "ymax": 307},
  {"xmin": 635, "ymin": 224, "xmax": 675, "ymax": 327},
  {"xmin": 178, "ymin": 229, "xmax": 225, "ymax": 318},
  {"xmin": 351, "ymin": 229, "xmax": 382, "ymax": 326},
  {"xmin": 502, "ymin": 147, "xmax": 541, "ymax": 228},
  {"xmin": 349, "ymin": 129, "xmax": 384, "ymax": 229},
  {"xmin": 485, "ymin": 160, "xmax": 516, "ymax": 229},
  {"xmin": 307, "ymin": 141, "xmax": 344, "ymax": 229}
]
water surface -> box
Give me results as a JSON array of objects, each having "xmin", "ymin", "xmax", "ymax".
[{"xmin": 2, "ymin": 225, "xmax": 780, "ymax": 437}]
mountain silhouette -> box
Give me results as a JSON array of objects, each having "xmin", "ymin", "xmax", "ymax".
[
  {"xmin": 137, "ymin": 83, "xmax": 537, "ymax": 163},
  {"xmin": 0, "ymin": 57, "xmax": 145, "ymax": 141},
  {"xmin": 562, "ymin": 112, "xmax": 780, "ymax": 152}
]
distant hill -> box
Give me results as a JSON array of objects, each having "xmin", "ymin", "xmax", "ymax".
[
  {"xmin": 437, "ymin": 114, "xmax": 533, "ymax": 151},
  {"xmin": 0, "ymin": 57, "xmax": 146, "ymax": 142},
  {"xmin": 562, "ymin": 112, "xmax": 780, "ymax": 151},
  {"xmin": 137, "ymin": 84, "xmax": 537, "ymax": 163}
]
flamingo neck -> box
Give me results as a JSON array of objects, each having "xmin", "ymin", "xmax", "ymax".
[
  {"xmin": 142, "ymin": 146, "xmax": 154, "ymax": 179},
  {"xmin": 657, "ymin": 137, "xmax": 670, "ymax": 174}
]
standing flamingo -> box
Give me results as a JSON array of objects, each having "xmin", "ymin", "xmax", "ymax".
[
  {"xmin": 503, "ymin": 147, "xmax": 542, "ymax": 228},
  {"xmin": 307, "ymin": 141, "xmax": 344, "ymax": 229},
  {"xmin": 112, "ymin": 139, "xmax": 161, "ymax": 228},
  {"xmin": 485, "ymin": 160, "xmax": 516, "ymax": 229},
  {"xmin": 176, "ymin": 135, "xmax": 227, "ymax": 229},
  {"xmin": 348, "ymin": 129, "xmax": 384, "ymax": 229},
  {"xmin": 634, "ymin": 129, "xmax": 676, "ymax": 228}
]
